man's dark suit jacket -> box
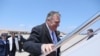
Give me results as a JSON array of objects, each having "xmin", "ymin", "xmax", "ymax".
[
  {"xmin": 18, "ymin": 35, "xmax": 26, "ymax": 52},
  {"xmin": 87, "ymin": 35, "xmax": 94, "ymax": 40},
  {"xmin": 0, "ymin": 39, "xmax": 9, "ymax": 56},
  {"xmin": 23, "ymin": 23, "xmax": 60, "ymax": 56}
]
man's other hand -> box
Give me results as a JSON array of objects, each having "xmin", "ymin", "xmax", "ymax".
[{"xmin": 41, "ymin": 44, "xmax": 55, "ymax": 53}]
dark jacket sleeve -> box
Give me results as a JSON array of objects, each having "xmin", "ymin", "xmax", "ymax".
[
  {"xmin": 0, "ymin": 40, "xmax": 3, "ymax": 52},
  {"xmin": 6, "ymin": 40, "xmax": 10, "ymax": 55},
  {"xmin": 23, "ymin": 26, "xmax": 42, "ymax": 55},
  {"xmin": 20, "ymin": 35, "xmax": 26, "ymax": 42}
]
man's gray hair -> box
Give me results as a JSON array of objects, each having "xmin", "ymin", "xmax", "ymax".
[{"xmin": 46, "ymin": 11, "xmax": 61, "ymax": 21}]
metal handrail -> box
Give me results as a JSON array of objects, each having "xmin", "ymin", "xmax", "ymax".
[
  {"xmin": 60, "ymin": 28, "xmax": 100, "ymax": 54},
  {"xmin": 41, "ymin": 12, "xmax": 100, "ymax": 56}
]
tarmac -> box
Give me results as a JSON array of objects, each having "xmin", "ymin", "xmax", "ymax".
[{"xmin": 16, "ymin": 51, "xmax": 29, "ymax": 56}]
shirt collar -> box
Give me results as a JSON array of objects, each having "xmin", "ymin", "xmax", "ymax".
[{"xmin": 46, "ymin": 23, "xmax": 52, "ymax": 34}]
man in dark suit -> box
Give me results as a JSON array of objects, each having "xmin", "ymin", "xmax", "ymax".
[
  {"xmin": 17, "ymin": 32, "xmax": 26, "ymax": 52},
  {"xmin": 87, "ymin": 29, "xmax": 94, "ymax": 40},
  {"xmin": 23, "ymin": 11, "xmax": 61, "ymax": 56},
  {"xmin": 8, "ymin": 32, "xmax": 19, "ymax": 56},
  {"xmin": 0, "ymin": 33, "xmax": 9, "ymax": 56}
]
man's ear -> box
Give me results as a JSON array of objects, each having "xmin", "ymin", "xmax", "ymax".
[{"xmin": 47, "ymin": 19, "xmax": 51, "ymax": 23}]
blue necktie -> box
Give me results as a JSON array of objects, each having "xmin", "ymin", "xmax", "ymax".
[
  {"xmin": 52, "ymin": 32, "xmax": 58, "ymax": 56},
  {"xmin": 52, "ymin": 32, "xmax": 57, "ymax": 44}
]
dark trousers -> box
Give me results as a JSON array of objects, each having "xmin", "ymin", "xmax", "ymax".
[
  {"xmin": 9, "ymin": 50, "xmax": 16, "ymax": 56},
  {"xmin": 9, "ymin": 46, "xmax": 16, "ymax": 56},
  {"xmin": 19, "ymin": 42, "xmax": 23, "ymax": 52}
]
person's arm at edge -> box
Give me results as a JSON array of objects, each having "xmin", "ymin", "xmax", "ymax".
[{"xmin": 23, "ymin": 27, "xmax": 42, "ymax": 55}]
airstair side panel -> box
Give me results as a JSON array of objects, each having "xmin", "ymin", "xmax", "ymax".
[{"xmin": 61, "ymin": 33, "xmax": 100, "ymax": 56}]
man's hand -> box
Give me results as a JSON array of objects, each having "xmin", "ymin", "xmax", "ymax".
[{"xmin": 41, "ymin": 44, "xmax": 55, "ymax": 53}]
